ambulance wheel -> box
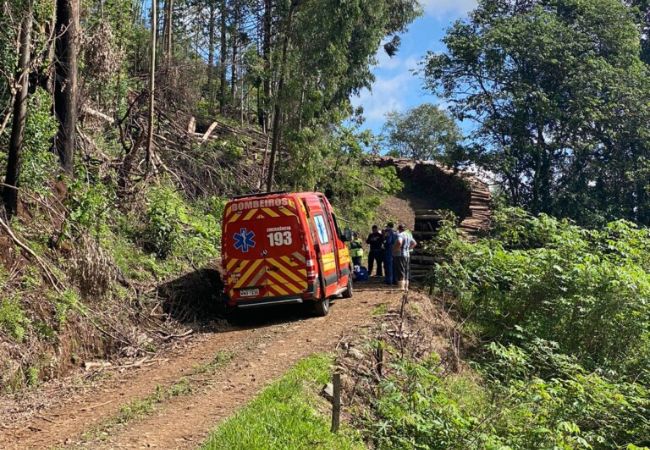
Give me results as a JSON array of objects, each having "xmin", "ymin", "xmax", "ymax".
[
  {"xmin": 313, "ymin": 297, "xmax": 330, "ymax": 317},
  {"xmin": 342, "ymin": 276, "xmax": 353, "ymax": 299}
]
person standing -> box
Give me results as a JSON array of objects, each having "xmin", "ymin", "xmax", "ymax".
[
  {"xmin": 349, "ymin": 232, "xmax": 364, "ymax": 267},
  {"xmin": 394, "ymin": 224, "xmax": 417, "ymax": 291},
  {"xmin": 366, "ymin": 225, "xmax": 384, "ymax": 277},
  {"xmin": 383, "ymin": 222, "xmax": 397, "ymax": 285}
]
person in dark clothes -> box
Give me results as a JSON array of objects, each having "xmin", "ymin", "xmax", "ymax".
[
  {"xmin": 366, "ymin": 225, "xmax": 384, "ymax": 277},
  {"xmin": 383, "ymin": 222, "xmax": 398, "ymax": 285}
]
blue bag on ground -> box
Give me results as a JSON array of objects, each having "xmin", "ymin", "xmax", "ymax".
[{"xmin": 353, "ymin": 265, "xmax": 369, "ymax": 281}]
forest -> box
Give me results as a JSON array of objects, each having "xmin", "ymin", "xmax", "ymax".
[{"xmin": 0, "ymin": 0, "xmax": 649, "ymax": 447}]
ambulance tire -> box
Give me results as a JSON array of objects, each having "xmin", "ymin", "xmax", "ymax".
[
  {"xmin": 313, "ymin": 297, "xmax": 330, "ymax": 317},
  {"xmin": 342, "ymin": 275, "xmax": 353, "ymax": 299}
]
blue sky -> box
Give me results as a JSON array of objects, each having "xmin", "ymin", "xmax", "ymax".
[{"xmin": 351, "ymin": 0, "xmax": 477, "ymax": 135}]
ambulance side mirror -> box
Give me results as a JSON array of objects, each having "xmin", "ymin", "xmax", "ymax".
[{"xmin": 340, "ymin": 234, "xmax": 348, "ymax": 242}]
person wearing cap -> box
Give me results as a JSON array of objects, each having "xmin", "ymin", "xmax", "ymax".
[
  {"xmin": 383, "ymin": 222, "xmax": 397, "ymax": 285},
  {"xmin": 366, "ymin": 225, "xmax": 384, "ymax": 277},
  {"xmin": 393, "ymin": 224, "xmax": 417, "ymax": 291}
]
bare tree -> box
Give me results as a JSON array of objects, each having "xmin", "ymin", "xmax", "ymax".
[
  {"xmin": 146, "ymin": 0, "xmax": 157, "ymax": 171},
  {"xmin": 260, "ymin": 0, "xmax": 272, "ymax": 131},
  {"xmin": 54, "ymin": 0, "xmax": 79, "ymax": 176},
  {"xmin": 207, "ymin": 1, "xmax": 217, "ymax": 112},
  {"xmin": 219, "ymin": 0, "xmax": 228, "ymax": 113},
  {"xmin": 3, "ymin": 7, "xmax": 33, "ymax": 218},
  {"xmin": 163, "ymin": 0, "xmax": 173, "ymax": 65},
  {"xmin": 265, "ymin": 0, "xmax": 297, "ymax": 192}
]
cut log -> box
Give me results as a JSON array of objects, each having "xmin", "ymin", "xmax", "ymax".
[
  {"xmin": 202, "ymin": 121, "xmax": 219, "ymax": 141},
  {"xmin": 82, "ymin": 106, "xmax": 114, "ymax": 124}
]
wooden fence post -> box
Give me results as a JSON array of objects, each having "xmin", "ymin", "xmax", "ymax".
[{"xmin": 331, "ymin": 372, "xmax": 341, "ymax": 433}]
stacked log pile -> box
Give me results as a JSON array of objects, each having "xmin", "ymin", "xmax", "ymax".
[{"xmin": 373, "ymin": 157, "xmax": 492, "ymax": 281}]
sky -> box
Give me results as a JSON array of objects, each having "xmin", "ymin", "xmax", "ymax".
[{"xmin": 351, "ymin": 0, "xmax": 477, "ymax": 135}]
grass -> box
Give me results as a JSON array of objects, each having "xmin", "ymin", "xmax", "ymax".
[
  {"xmin": 82, "ymin": 377, "xmax": 193, "ymax": 442},
  {"xmin": 115, "ymin": 377, "xmax": 192, "ymax": 424},
  {"xmin": 202, "ymin": 354, "xmax": 365, "ymax": 450},
  {"xmin": 372, "ymin": 303, "xmax": 389, "ymax": 316},
  {"xmin": 81, "ymin": 349, "xmax": 237, "ymax": 443},
  {"xmin": 192, "ymin": 350, "xmax": 235, "ymax": 375}
]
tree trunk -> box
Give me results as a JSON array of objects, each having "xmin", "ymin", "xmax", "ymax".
[
  {"xmin": 219, "ymin": 0, "xmax": 228, "ymax": 114},
  {"xmin": 207, "ymin": 2, "xmax": 216, "ymax": 112},
  {"xmin": 146, "ymin": 0, "xmax": 157, "ymax": 170},
  {"xmin": 230, "ymin": 3, "xmax": 239, "ymax": 107},
  {"xmin": 163, "ymin": 0, "xmax": 173, "ymax": 65},
  {"xmin": 3, "ymin": 9, "xmax": 33, "ymax": 219},
  {"xmin": 260, "ymin": 0, "xmax": 272, "ymax": 131},
  {"xmin": 54, "ymin": 0, "xmax": 79, "ymax": 176},
  {"xmin": 265, "ymin": 1, "xmax": 296, "ymax": 192}
]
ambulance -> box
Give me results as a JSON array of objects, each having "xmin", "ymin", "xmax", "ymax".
[{"xmin": 221, "ymin": 192, "xmax": 353, "ymax": 316}]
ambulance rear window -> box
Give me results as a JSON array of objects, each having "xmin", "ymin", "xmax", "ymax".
[{"xmin": 314, "ymin": 215, "xmax": 329, "ymax": 244}]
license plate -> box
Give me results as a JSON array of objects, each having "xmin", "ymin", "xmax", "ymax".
[{"xmin": 239, "ymin": 288, "xmax": 259, "ymax": 297}]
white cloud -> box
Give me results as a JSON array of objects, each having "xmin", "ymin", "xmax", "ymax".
[
  {"xmin": 352, "ymin": 51, "xmax": 428, "ymax": 126},
  {"xmin": 352, "ymin": 71, "xmax": 413, "ymax": 122},
  {"xmin": 419, "ymin": 0, "xmax": 477, "ymax": 19}
]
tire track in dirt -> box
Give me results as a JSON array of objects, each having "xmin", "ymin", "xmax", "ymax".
[{"xmin": 0, "ymin": 283, "xmax": 402, "ymax": 450}]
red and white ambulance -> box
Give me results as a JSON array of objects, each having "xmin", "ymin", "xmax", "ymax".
[{"xmin": 221, "ymin": 192, "xmax": 353, "ymax": 316}]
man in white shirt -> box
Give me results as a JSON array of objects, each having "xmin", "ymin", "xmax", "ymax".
[{"xmin": 393, "ymin": 224, "xmax": 417, "ymax": 291}]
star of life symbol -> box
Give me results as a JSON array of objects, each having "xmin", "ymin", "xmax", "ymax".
[
  {"xmin": 234, "ymin": 228, "xmax": 256, "ymax": 253},
  {"xmin": 317, "ymin": 220, "xmax": 326, "ymax": 240}
]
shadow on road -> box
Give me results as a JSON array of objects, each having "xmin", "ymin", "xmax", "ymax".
[
  {"xmin": 157, "ymin": 268, "xmax": 226, "ymax": 323},
  {"xmin": 157, "ymin": 268, "xmax": 319, "ymax": 330},
  {"xmin": 156, "ymin": 268, "xmax": 395, "ymax": 331}
]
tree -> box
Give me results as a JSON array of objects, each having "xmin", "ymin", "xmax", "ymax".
[
  {"xmin": 146, "ymin": 0, "xmax": 157, "ymax": 171},
  {"xmin": 382, "ymin": 104, "xmax": 462, "ymax": 162},
  {"xmin": 54, "ymin": 0, "xmax": 79, "ymax": 176},
  {"xmin": 218, "ymin": 0, "xmax": 228, "ymax": 113},
  {"xmin": 424, "ymin": 0, "xmax": 650, "ymax": 223},
  {"xmin": 163, "ymin": 0, "xmax": 174, "ymax": 65},
  {"xmin": 3, "ymin": 5, "xmax": 32, "ymax": 219},
  {"xmin": 265, "ymin": 0, "xmax": 421, "ymax": 191}
]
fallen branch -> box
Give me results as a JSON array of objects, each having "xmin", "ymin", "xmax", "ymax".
[
  {"xmin": 82, "ymin": 105, "xmax": 115, "ymax": 125},
  {"xmin": 158, "ymin": 329, "xmax": 194, "ymax": 341},
  {"xmin": 349, "ymin": 174, "xmax": 383, "ymax": 193},
  {"xmin": 0, "ymin": 215, "xmax": 64, "ymax": 293}
]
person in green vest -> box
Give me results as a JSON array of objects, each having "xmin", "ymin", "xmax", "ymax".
[{"xmin": 349, "ymin": 232, "xmax": 364, "ymax": 267}]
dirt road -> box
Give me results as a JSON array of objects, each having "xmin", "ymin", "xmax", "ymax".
[{"xmin": 0, "ymin": 281, "xmax": 402, "ymax": 449}]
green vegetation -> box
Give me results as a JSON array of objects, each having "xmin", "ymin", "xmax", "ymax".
[
  {"xmin": 0, "ymin": 0, "xmax": 413, "ymax": 388},
  {"xmin": 0, "ymin": 296, "xmax": 29, "ymax": 342},
  {"xmin": 202, "ymin": 354, "xmax": 364, "ymax": 450},
  {"xmin": 115, "ymin": 378, "xmax": 192, "ymax": 425},
  {"xmin": 425, "ymin": 0, "xmax": 650, "ymax": 225},
  {"xmin": 192, "ymin": 350, "xmax": 236, "ymax": 375},
  {"xmin": 360, "ymin": 209, "xmax": 650, "ymax": 449},
  {"xmin": 382, "ymin": 104, "xmax": 462, "ymax": 163}
]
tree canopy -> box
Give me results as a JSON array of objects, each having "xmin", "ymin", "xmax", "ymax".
[
  {"xmin": 382, "ymin": 103, "xmax": 462, "ymax": 163},
  {"xmin": 424, "ymin": 0, "xmax": 650, "ymax": 225}
]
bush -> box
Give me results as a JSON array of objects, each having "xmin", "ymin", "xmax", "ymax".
[
  {"xmin": 142, "ymin": 184, "xmax": 223, "ymax": 262},
  {"xmin": 0, "ymin": 297, "xmax": 30, "ymax": 342},
  {"xmin": 360, "ymin": 207, "xmax": 650, "ymax": 449},
  {"xmin": 68, "ymin": 180, "xmax": 114, "ymax": 237},
  {"xmin": 430, "ymin": 208, "xmax": 650, "ymax": 378},
  {"xmin": 365, "ymin": 347, "xmax": 650, "ymax": 450},
  {"xmin": 0, "ymin": 88, "xmax": 58, "ymax": 195},
  {"xmin": 143, "ymin": 185, "xmax": 190, "ymax": 258}
]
